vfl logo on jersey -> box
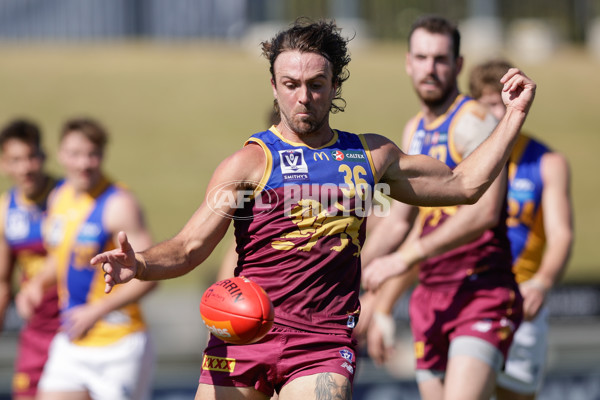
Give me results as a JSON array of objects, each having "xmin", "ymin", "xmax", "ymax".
[
  {"xmin": 202, "ymin": 355, "xmax": 236, "ymax": 373},
  {"xmin": 279, "ymin": 149, "xmax": 309, "ymax": 182},
  {"xmin": 5, "ymin": 209, "xmax": 31, "ymax": 241},
  {"xmin": 408, "ymin": 129, "xmax": 426, "ymax": 155}
]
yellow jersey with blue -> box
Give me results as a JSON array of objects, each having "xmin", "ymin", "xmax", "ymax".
[
  {"xmin": 45, "ymin": 177, "xmax": 146, "ymax": 346},
  {"xmin": 507, "ymin": 134, "xmax": 549, "ymax": 283}
]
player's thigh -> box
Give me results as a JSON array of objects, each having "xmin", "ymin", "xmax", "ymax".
[
  {"xmin": 37, "ymin": 391, "xmax": 91, "ymax": 400},
  {"xmin": 416, "ymin": 375, "xmax": 444, "ymax": 400},
  {"xmin": 444, "ymin": 354, "xmax": 496, "ymax": 400},
  {"xmin": 278, "ymin": 372, "xmax": 351, "ymax": 400},
  {"xmin": 195, "ymin": 383, "xmax": 270, "ymax": 400}
]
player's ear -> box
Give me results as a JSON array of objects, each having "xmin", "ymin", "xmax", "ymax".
[
  {"xmin": 455, "ymin": 55, "xmax": 464, "ymax": 75},
  {"xmin": 405, "ymin": 52, "xmax": 412, "ymax": 76},
  {"xmin": 271, "ymin": 78, "xmax": 278, "ymax": 99}
]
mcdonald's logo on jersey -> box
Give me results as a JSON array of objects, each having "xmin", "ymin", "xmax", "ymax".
[{"xmin": 313, "ymin": 152, "xmax": 330, "ymax": 161}]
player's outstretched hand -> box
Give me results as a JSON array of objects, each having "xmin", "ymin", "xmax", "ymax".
[
  {"xmin": 500, "ymin": 68, "xmax": 536, "ymax": 114},
  {"xmin": 90, "ymin": 231, "xmax": 138, "ymax": 294}
]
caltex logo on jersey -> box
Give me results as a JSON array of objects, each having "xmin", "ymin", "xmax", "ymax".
[{"xmin": 331, "ymin": 150, "xmax": 345, "ymax": 161}]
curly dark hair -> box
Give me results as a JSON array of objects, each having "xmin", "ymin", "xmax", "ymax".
[
  {"xmin": 261, "ymin": 17, "xmax": 351, "ymax": 114},
  {"xmin": 0, "ymin": 118, "xmax": 43, "ymax": 153}
]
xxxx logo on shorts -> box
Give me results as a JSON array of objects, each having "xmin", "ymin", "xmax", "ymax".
[{"xmin": 202, "ymin": 355, "xmax": 236, "ymax": 373}]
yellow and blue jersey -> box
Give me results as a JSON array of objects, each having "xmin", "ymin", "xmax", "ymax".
[
  {"xmin": 507, "ymin": 134, "xmax": 550, "ymax": 283},
  {"xmin": 45, "ymin": 177, "xmax": 145, "ymax": 346}
]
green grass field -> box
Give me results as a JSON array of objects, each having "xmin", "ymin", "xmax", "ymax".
[{"xmin": 0, "ymin": 41, "xmax": 597, "ymax": 286}]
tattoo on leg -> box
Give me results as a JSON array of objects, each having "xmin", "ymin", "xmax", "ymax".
[{"xmin": 315, "ymin": 373, "xmax": 352, "ymax": 400}]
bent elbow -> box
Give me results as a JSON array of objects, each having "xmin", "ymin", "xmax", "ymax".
[{"xmin": 463, "ymin": 189, "xmax": 483, "ymax": 205}]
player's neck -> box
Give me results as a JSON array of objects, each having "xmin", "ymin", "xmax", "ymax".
[{"xmin": 20, "ymin": 174, "xmax": 51, "ymax": 203}]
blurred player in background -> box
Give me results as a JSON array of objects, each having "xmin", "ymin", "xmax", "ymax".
[
  {"xmin": 91, "ymin": 18, "xmax": 536, "ymax": 400},
  {"xmin": 469, "ymin": 58, "xmax": 574, "ymax": 400},
  {"xmin": 0, "ymin": 119, "xmax": 60, "ymax": 400},
  {"xmin": 17, "ymin": 117, "xmax": 157, "ymax": 400},
  {"xmin": 361, "ymin": 15, "xmax": 523, "ymax": 400}
]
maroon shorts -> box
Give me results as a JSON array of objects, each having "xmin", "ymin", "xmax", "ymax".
[
  {"xmin": 409, "ymin": 283, "xmax": 523, "ymax": 371},
  {"xmin": 199, "ymin": 324, "xmax": 357, "ymax": 397},
  {"xmin": 13, "ymin": 325, "xmax": 56, "ymax": 397}
]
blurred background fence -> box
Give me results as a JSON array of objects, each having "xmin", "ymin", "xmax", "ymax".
[{"xmin": 0, "ymin": 0, "xmax": 598, "ymax": 44}]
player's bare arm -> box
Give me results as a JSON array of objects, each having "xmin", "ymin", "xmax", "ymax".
[
  {"xmin": 369, "ymin": 68, "xmax": 534, "ymax": 208},
  {"xmin": 15, "ymin": 255, "xmax": 58, "ymax": 320},
  {"xmin": 92, "ymin": 143, "xmax": 266, "ymax": 292},
  {"xmin": 361, "ymin": 200, "xmax": 418, "ymax": 269},
  {"xmin": 520, "ymin": 151, "xmax": 573, "ymax": 320},
  {"xmin": 0, "ymin": 234, "xmax": 15, "ymax": 330}
]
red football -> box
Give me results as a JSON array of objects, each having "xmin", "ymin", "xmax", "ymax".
[{"xmin": 200, "ymin": 276, "xmax": 274, "ymax": 344}]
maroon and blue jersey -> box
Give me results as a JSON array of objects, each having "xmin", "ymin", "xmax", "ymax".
[
  {"xmin": 232, "ymin": 127, "xmax": 377, "ymax": 334},
  {"xmin": 507, "ymin": 134, "xmax": 550, "ymax": 283},
  {"xmin": 0, "ymin": 179, "xmax": 60, "ymax": 331},
  {"xmin": 0, "ymin": 178, "xmax": 60, "ymax": 397},
  {"xmin": 406, "ymin": 96, "xmax": 514, "ymax": 288}
]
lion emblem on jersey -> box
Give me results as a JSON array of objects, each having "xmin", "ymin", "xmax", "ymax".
[{"xmin": 271, "ymin": 199, "xmax": 364, "ymax": 256}]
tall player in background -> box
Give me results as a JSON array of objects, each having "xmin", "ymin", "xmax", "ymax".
[
  {"xmin": 17, "ymin": 117, "xmax": 157, "ymax": 400},
  {"xmin": 0, "ymin": 119, "xmax": 60, "ymax": 400},
  {"xmin": 91, "ymin": 18, "xmax": 536, "ymax": 400},
  {"xmin": 469, "ymin": 59, "xmax": 573, "ymax": 400},
  {"xmin": 361, "ymin": 16, "xmax": 523, "ymax": 400}
]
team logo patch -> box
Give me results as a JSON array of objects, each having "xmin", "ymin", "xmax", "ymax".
[
  {"xmin": 414, "ymin": 341, "xmax": 425, "ymax": 359},
  {"xmin": 471, "ymin": 319, "xmax": 493, "ymax": 333},
  {"xmin": 202, "ymin": 355, "xmax": 236, "ymax": 372},
  {"xmin": 408, "ymin": 130, "xmax": 426, "ymax": 155},
  {"xmin": 12, "ymin": 372, "xmax": 30, "ymax": 391},
  {"xmin": 279, "ymin": 149, "xmax": 309, "ymax": 182},
  {"xmin": 497, "ymin": 317, "xmax": 516, "ymax": 341},
  {"xmin": 5, "ymin": 209, "xmax": 31, "ymax": 240},
  {"xmin": 339, "ymin": 349, "xmax": 354, "ymax": 362}
]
